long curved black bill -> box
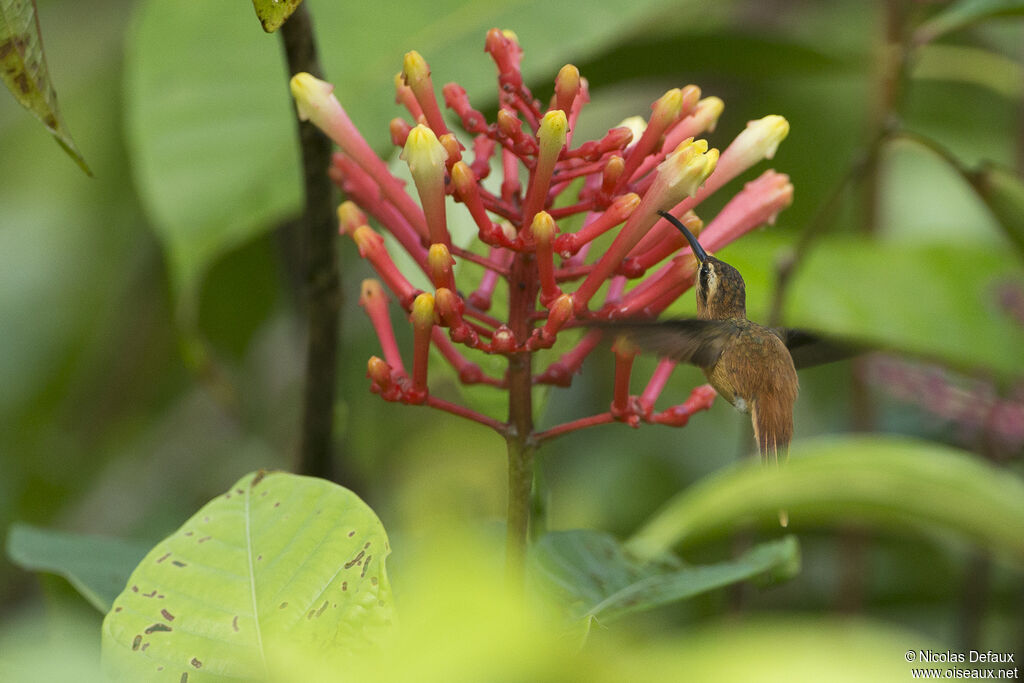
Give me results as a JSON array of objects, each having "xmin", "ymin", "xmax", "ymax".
[{"xmin": 657, "ymin": 209, "xmax": 708, "ymax": 263}]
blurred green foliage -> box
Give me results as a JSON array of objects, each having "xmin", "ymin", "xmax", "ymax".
[{"xmin": 2, "ymin": 0, "xmax": 1023, "ymax": 677}]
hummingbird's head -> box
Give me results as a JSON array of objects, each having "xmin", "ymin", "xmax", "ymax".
[{"xmin": 657, "ymin": 210, "xmax": 747, "ymax": 320}]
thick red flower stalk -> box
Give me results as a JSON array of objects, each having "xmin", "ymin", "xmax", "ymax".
[{"xmin": 291, "ymin": 29, "xmax": 793, "ymax": 582}]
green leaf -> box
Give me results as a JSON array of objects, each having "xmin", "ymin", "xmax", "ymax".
[
  {"xmin": 101, "ymin": 470, "xmax": 393, "ymax": 682},
  {"xmin": 915, "ymin": 0, "xmax": 1024, "ymax": 45},
  {"xmin": 0, "ymin": 0, "xmax": 90, "ymax": 173},
  {"xmin": 125, "ymin": 2, "xmax": 301, "ymax": 305},
  {"xmin": 626, "ymin": 435, "xmax": 1024, "ymax": 563},
  {"xmin": 251, "ymin": 0, "xmax": 302, "ymax": 32},
  {"xmin": 5, "ymin": 523, "xmax": 152, "ymax": 613},
  {"xmin": 966, "ymin": 161, "xmax": 1024, "ymax": 259},
  {"xmin": 728, "ymin": 236, "xmax": 1024, "ymax": 378},
  {"xmin": 125, "ymin": 0, "xmax": 710, "ymax": 306},
  {"xmin": 531, "ymin": 530, "xmax": 798, "ymax": 623}
]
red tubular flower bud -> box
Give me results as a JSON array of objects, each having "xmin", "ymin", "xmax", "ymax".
[
  {"xmin": 486, "ymin": 29, "xmax": 538, "ymax": 128},
  {"xmin": 402, "ymin": 124, "xmax": 451, "ymax": 248},
  {"xmin": 554, "ymin": 64, "xmax": 581, "ymax": 114},
  {"xmin": 439, "ymin": 133, "xmax": 463, "ymax": 169},
  {"xmin": 337, "ymin": 201, "xmax": 367, "ymax": 236},
  {"xmin": 489, "ymin": 325, "xmax": 517, "ymax": 354},
  {"xmin": 451, "ymin": 161, "xmax": 508, "ymax": 247},
  {"xmin": 610, "ymin": 338, "xmax": 640, "ymax": 426},
  {"xmin": 442, "ymin": 83, "xmax": 489, "ymax": 134},
  {"xmin": 601, "ymin": 156, "xmax": 625, "ymax": 196},
  {"xmin": 433, "ymin": 286, "xmax": 461, "ymax": 320},
  {"xmin": 430, "ymin": 327, "xmax": 488, "ymax": 384},
  {"xmin": 528, "ymin": 293, "xmax": 574, "ymax": 350},
  {"xmin": 554, "ymin": 193, "xmax": 639, "ymax": 257},
  {"xmin": 565, "ymin": 75, "xmax": 590, "ymax": 149},
  {"xmin": 496, "ymin": 109, "xmax": 537, "ymax": 156},
  {"xmin": 402, "ymin": 50, "xmax": 450, "ymax": 136},
  {"xmin": 394, "ymin": 72, "xmax": 424, "ymax": 120},
  {"xmin": 470, "ymin": 135, "xmax": 495, "ymax": 180},
  {"xmin": 409, "ymin": 292, "xmax": 436, "ymax": 401},
  {"xmin": 649, "ymin": 384, "xmax": 717, "ymax": 426},
  {"xmin": 466, "ymin": 246, "xmax": 514, "ymax": 312},
  {"xmin": 427, "ymin": 243, "xmax": 456, "ymax": 291},
  {"xmin": 359, "ymin": 279, "xmax": 407, "ymax": 376},
  {"xmin": 522, "ymin": 111, "xmax": 567, "ymax": 229},
  {"xmin": 497, "ymin": 108, "xmax": 521, "ymax": 138},
  {"xmin": 530, "ymin": 211, "xmax": 561, "ymax": 306},
  {"xmin": 567, "ymin": 126, "xmax": 632, "ymax": 161},
  {"xmin": 485, "ymin": 29, "xmax": 523, "ymax": 83},
  {"xmin": 435, "ymin": 287, "xmax": 479, "ymax": 345},
  {"xmin": 367, "ymin": 355, "xmax": 394, "ymax": 394},
  {"xmin": 351, "ymin": 226, "xmax": 420, "ymax": 308},
  {"xmin": 501, "ymin": 147, "xmax": 521, "ymax": 203},
  {"xmin": 390, "ymin": 118, "xmax": 413, "ymax": 148},
  {"xmin": 639, "ymin": 358, "xmax": 677, "ymax": 416}
]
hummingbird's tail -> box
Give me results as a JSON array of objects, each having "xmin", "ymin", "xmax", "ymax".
[
  {"xmin": 751, "ymin": 400, "xmax": 793, "ymax": 466},
  {"xmin": 752, "ymin": 401, "xmax": 793, "ymax": 527}
]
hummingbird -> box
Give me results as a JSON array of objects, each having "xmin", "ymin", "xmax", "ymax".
[{"xmin": 602, "ymin": 209, "xmax": 802, "ymax": 466}]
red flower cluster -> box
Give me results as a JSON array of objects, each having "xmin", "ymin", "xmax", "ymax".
[{"xmin": 290, "ymin": 29, "xmax": 792, "ymax": 442}]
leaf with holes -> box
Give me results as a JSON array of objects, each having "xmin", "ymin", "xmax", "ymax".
[
  {"xmin": 0, "ymin": 0, "xmax": 90, "ymax": 173},
  {"xmin": 101, "ymin": 470, "xmax": 393, "ymax": 682}
]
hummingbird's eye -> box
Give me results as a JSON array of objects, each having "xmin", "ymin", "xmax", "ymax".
[{"xmin": 699, "ymin": 263, "xmax": 710, "ymax": 289}]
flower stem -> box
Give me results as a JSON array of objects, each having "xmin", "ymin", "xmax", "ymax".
[
  {"xmin": 505, "ymin": 252, "xmax": 539, "ymax": 589},
  {"xmin": 281, "ymin": 5, "xmax": 341, "ymax": 481},
  {"xmin": 505, "ymin": 420, "xmax": 535, "ymax": 591}
]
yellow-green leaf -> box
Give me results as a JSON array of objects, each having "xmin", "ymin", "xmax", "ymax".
[
  {"xmin": 251, "ymin": 0, "xmax": 302, "ymax": 33},
  {"xmin": 101, "ymin": 471, "xmax": 394, "ymax": 682},
  {"xmin": 627, "ymin": 435, "xmax": 1024, "ymax": 564}
]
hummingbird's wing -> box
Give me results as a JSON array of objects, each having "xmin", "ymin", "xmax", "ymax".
[
  {"xmin": 771, "ymin": 327, "xmax": 862, "ymax": 369},
  {"xmin": 588, "ymin": 319, "xmax": 741, "ymax": 368}
]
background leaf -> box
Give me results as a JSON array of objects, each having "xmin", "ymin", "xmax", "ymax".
[
  {"xmin": 915, "ymin": 0, "xmax": 1024, "ymax": 45},
  {"xmin": 531, "ymin": 530, "xmax": 798, "ymax": 623},
  {"xmin": 0, "ymin": 0, "xmax": 89, "ymax": 173},
  {"xmin": 101, "ymin": 470, "xmax": 393, "ymax": 682},
  {"xmin": 626, "ymin": 435, "xmax": 1024, "ymax": 563},
  {"xmin": 965, "ymin": 162, "xmax": 1024, "ymax": 259},
  {"xmin": 125, "ymin": 0, "xmax": 713, "ymax": 305},
  {"xmin": 5, "ymin": 523, "xmax": 152, "ymax": 612}
]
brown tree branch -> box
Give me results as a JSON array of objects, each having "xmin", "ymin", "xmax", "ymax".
[{"xmin": 280, "ymin": 5, "xmax": 341, "ymax": 481}]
